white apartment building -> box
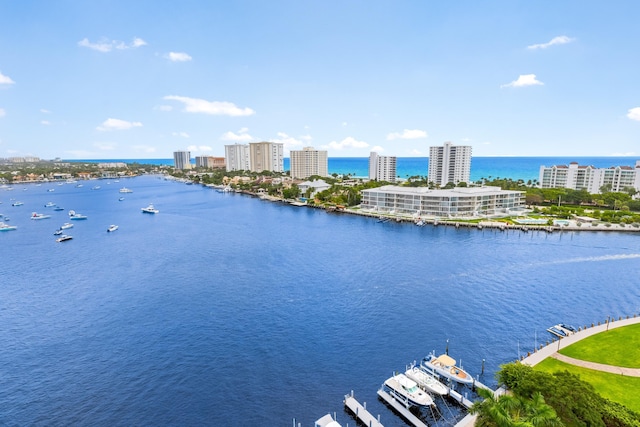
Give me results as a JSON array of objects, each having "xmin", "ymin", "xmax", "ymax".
[
  {"xmin": 368, "ymin": 152, "xmax": 397, "ymax": 183},
  {"xmin": 428, "ymin": 141, "xmax": 472, "ymax": 186},
  {"xmin": 289, "ymin": 147, "xmax": 328, "ymax": 179},
  {"xmin": 539, "ymin": 161, "xmax": 640, "ymax": 194},
  {"xmin": 249, "ymin": 142, "xmax": 284, "ymax": 173},
  {"xmin": 224, "ymin": 144, "xmax": 251, "ymax": 172},
  {"xmin": 173, "ymin": 151, "xmax": 192, "ymax": 170},
  {"xmin": 361, "ymin": 185, "xmax": 525, "ymax": 218}
]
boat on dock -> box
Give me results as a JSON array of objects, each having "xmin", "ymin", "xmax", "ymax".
[
  {"xmin": 404, "ymin": 365, "xmax": 448, "ymax": 395},
  {"xmin": 421, "ymin": 353, "xmax": 474, "ymax": 386},
  {"xmin": 383, "ymin": 373, "xmax": 434, "ymax": 407},
  {"xmin": 547, "ymin": 324, "xmax": 575, "ymax": 338}
]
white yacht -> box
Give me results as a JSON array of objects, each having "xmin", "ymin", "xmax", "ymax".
[
  {"xmin": 31, "ymin": 212, "xmax": 51, "ymax": 220},
  {"xmin": 119, "ymin": 187, "xmax": 133, "ymax": 193},
  {"xmin": 107, "ymin": 225, "xmax": 119, "ymax": 232},
  {"xmin": 60, "ymin": 223, "xmax": 74, "ymax": 230},
  {"xmin": 0, "ymin": 222, "xmax": 17, "ymax": 231},
  {"xmin": 68, "ymin": 210, "xmax": 88, "ymax": 220},
  {"xmin": 405, "ymin": 365, "xmax": 448, "ymax": 395},
  {"xmin": 141, "ymin": 204, "xmax": 159, "ymax": 214},
  {"xmin": 56, "ymin": 234, "xmax": 73, "ymax": 242},
  {"xmin": 421, "ymin": 353, "xmax": 474, "ymax": 386},
  {"xmin": 383, "ymin": 373, "xmax": 434, "ymax": 407}
]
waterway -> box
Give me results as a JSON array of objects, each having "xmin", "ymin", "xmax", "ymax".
[{"xmin": 1, "ymin": 175, "xmax": 638, "ymax": 426}]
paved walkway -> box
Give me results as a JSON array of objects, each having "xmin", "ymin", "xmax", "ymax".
[{"xmin": 550, "ymin": 353, "xmax": 640, "ymax": 377}]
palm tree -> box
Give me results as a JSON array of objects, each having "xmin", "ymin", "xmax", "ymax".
[{"xmin": 471, "ymin": 388, "xmax": 563, "ymax": 427}]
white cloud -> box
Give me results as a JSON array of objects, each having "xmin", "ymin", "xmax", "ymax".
[
  {"xmin": 187, "ymin": 145, "xmax": 213, "ymax": 152},
  {"xmin": 164, "ymin": 95, "xmax": 255, "ymax": 117},
  {"xmin": 527, "ymin": 36, "xmax": 575, "ymax": 50},
  {"xmin": 269, "ymin": 132, "xmax": 306, "ymax": 152},
  {"xmin": 78, "ymin": 37, "xmax": 147, "ymax": 52},
  {"xmin": 172, "ymin": 131, "xmax": 190, "ymax": 138},
  {"xmin": 221, "ymin": 130, "xmax": 254, "ymax": 142},
  {"xmin": 325, "ymin": 136, "xmax": 370, "ymax": 150},
  {"xmin": 40, "ymin": 109, "xmax": 51, "ymax": 114},
  {"xmin": 165, "ymin": 52, "xmax": 192, "ymax": 62},
  {"xmin": 410, "ymin": 149, "xmax": 423, "ymax": 155},
  {"xmin": 0, "ymin": 71, "xmax": 15, "ymax": 85},
  {"xmin": 501, "ymin": 74, "xmax": 544, "ymax": 88},
  {"xmin": 0, "ymin": 108, "xmax": 5, "ymax": 117},
  {"xmin": 41, "ymin": 120, "xmax": 51, "ymax": 125},
  {"xmin": 97, "ymin": 118, "xmax": 143, "ymax": 131},
  {"xmin": 155, "ymin": 105, "xmax": 173, "ymax": 111},
  {"xmin": 386, "ymin": 129, "xmax": 427, "ymax": 140},
  {"xmin": 371, "ymin": 145, "xmax": 384, "ymax": 152},
  {"xmin": 626, "ymin": 107, "xmax": 640, "ymax": 121},
  {"xmin": 300, "ymin": 134, "xmax": 312, "ymax": 141}
]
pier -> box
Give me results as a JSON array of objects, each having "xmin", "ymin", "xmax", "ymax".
[
  {"xmin": 343, "ymin": 391, "xmax": 384, "ymax": 427},
  {"xmin": 376, "ymin": 388, "xmax": 426, "ymax": 427}
]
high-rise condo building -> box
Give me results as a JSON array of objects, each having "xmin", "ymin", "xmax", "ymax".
[
  {"xmin": 224, "ymin": 144, "xmax": 251, "ymax": 172},
  {"xmin": 173, "ymin": 150, "xmax": 192, "ymax": 170},
  {"xmin": 539, "ymin": 160, "xmax": 640, "ymax": 194},
  {"xmin": 195, "ymin": 156, "xmax": 226, "ymax": 169},
  {"xmin": 427, "ymin": 141, "xmax": 472, "ymax": 186},
  {"xmin": 289, "ymin": 147, "xmax": 328, "ymax": 179},
  {"xmin": 249, "ymin": 142, "xmax": 284, "ymax": 173},
  {"xmin": 368, "ymin": 152, "xmax": 397, "ymax": 183}
]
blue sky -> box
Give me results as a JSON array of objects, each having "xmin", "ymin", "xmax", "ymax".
[{"xmin": 1, "ymin": 1, "xmax": 639, "ymax": 159}]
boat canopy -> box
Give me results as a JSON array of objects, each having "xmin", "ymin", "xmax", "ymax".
[{"xmin": 435, "ymin": 354, "xmax": 457, "ymax": 366}]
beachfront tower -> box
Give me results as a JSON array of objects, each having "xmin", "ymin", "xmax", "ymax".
[
  {"xmin": 173, "ymin": 150, "xmax": 192, "ymax": 170},
  {"xmin": 428, "ymin": 141, "xmax": 472, "ymax": 187},
  {"xmin": 289, "ymin": 147, "xmax": 328, "ymax": 179},
  {"xmin": 369, "ymin": 152, "xmax": 397, "ymax": 183},
  {"xmin": 224, "ymin": 143, "xmax": 251, "ymax": 172},
  {"xmin": 249, "ymin": 142, "xmax": 284, "ymax": 173}
]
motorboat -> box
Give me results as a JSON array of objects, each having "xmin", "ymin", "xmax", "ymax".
[
  {"xmin": 31, "ymin": 212, "xmax": 51, "ymax": 220},
  {"xmin": 119, "ymin": 187, "xmax": 133, "ymax": 193},
  {"xmin": 547, "ymin": 324, "xmax": 574, "ymax": 338},
  {"xmin": 141, "ymin": 204, "xmax": 159, "ymax": 214},
  {"xmin": 54, "ymin": 206, "xmax": 64, "ymax": 211},
  {"xmin": 44, "ymin": 202, "xmax": 56, "ymax": 207},
  {"xmin": 107, "ymin": 225, "xmax": 119, "ymax": 232},
  {"xmin": 60, "ymin": 223, "xmax": 74, "ymax": 230},
  {"xmin": 12, "ymin": 201, "xmax": 23, "ymax": 206},
  {"xmin": 383, "ymin": 373, "xmax": 434, "ymax": 407},
  {"xmin": 118, "ymin": 197, "xmax": 125, "ymax": 201},
  {"xmin": 56, "ymin": 234, "xmax": 73, "ymax": 242},
  {"xmin": 54, "ymin": 229, "xmax": 63, "ymax": 235},
  {"xmin": 92, "ymin": 185, "xmax": 101, "ymax": 190},
  {"xmin": 421, "ymin": 353, "xmax": 474, "ymax": 386},
  {"xmin": 0, "ymin": 222, "xmax": 17, "ymax": 231},
  {"xmin": 404, "ymin": 365, "xmax": 448, "ymax": 395},
  {"xmin": 68, "ymin": 210, "xmax": 88, "ymax": 220}
]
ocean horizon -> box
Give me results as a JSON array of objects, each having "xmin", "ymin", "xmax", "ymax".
[{"xmin": 69, "ymin": 156, "xmax": 640, "ymax": 183}]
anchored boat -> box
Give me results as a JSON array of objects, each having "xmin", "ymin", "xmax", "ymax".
[
  {"xmin": 383, "ymin": 373, "xmax": 434, "ymax": 407},
  {"xmin": 421, "ymin": 353, "xmax": 473, "ymax": 386},
  {"xmin": 404, "ymin": 365, "xmax": 448, "ymax": 395}
]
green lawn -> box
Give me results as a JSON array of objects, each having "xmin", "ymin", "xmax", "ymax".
[
  {"xmin": 536, "ymin": 358, "xmax": 640, "ymax": 413},
  {"xmin": 559, "ymin": 323, "xmax": 640, "ymax": 368}
]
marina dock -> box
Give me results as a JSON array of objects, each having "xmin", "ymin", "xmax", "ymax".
[
  {"xmin": 376, "ymin": 388, "xmax": 426, "ymax": 427},
  {"xmin": 343, "ymin": 391, "xmax": 384, "ymax": 427}
]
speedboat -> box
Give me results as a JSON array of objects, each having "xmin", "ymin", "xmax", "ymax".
[
  {"xmin": 92, "ymin": 185, "xmax": 101, "ymax": 190},
  {"xmin": 12, "ymin": 201, "xmax": 23, "ymax": 206},
  {"xmin": 421, "ymin": 353, "xmax": 474, "ymax": 386},
  {"xmin": 119, "ymin": 187, "xmax": 133, "ymax": 193},
  {"xmin": 383, "ymin": 373, "xmax": 434, "ymax": 407},
  {"xmin": 31, "ymin": 212, "xmax": 51, "ymax": 220},
  {"xmin": 118, "ymin": 197, "xmax": 125, "ymax": 201},
  {"xmin": 54, "ymin": 229, "xmax": 63, "ymax": 235},
  {"xmin": 68, "ymin": 210, "xmax": 88, "ymax": 220},
  {"xmin": 141, "ymin": 204, "xmax": 159, "ymax": 214},
  {"xmin": 107, "ymin": 225, "xmax": 119, "ymax": 232},
  {"xmin": 44, "ymin": 202, "xmax": 56, "ymax": 207},
  {"xmin": 0, "ymin": 222, "xmax": 17, "ymax": 231},
  {"xmin": 54, "ymin": 206, "xmax": 64, "ymax": 211},
  {"xmin": 60, "ymin": 223, "xmax": 74, "ymax": 230},
  {"xmin": 404, "ymin": 365, "xmax": 448, "ymax": 395},
  {"xmin": 56, "ymin": 234, "xmax": 73, "ymax": 242}
]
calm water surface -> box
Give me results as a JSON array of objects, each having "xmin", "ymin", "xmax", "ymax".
[{"xmin": 1, "ymin": 175, "xmax": 639, "ymax": 426}]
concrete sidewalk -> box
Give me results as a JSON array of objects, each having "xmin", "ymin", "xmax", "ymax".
[{"xmin": 550, "ymin": 353, "xmax": 640, "ymax": 377}]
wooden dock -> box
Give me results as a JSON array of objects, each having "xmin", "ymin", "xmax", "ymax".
[{"xmin": 344, "ymin": 391, "xmax": 384, "ymax": 427}]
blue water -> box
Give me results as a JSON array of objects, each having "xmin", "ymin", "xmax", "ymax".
[
  {"xmin": 1, "ymin": 176, "xmax": 639, "ymax": 426},
  {"xmin": 75, "ymin": 156, "xmax": 640, "ymax": 182}
]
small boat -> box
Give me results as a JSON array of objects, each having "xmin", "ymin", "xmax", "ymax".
[
  {"xmin": 107, "ymin": 225, "xmax": 119, "ymax": 232},
  {"xmin": 141, "ymin": 204, "xmax": 159, "ymax": 214},
  {"xmin": 404, "ymin": 365, "xmax": 448, "ymax": 395},
  {"xmin": 68, "ymin": 210, "xmax": 88, "ymax": 220},
  {"xmin": 31, "ymin": 212, "xmax": 51, "ymax": 220},
  {"xmin": 44, "ymin": 202, "xmax": 56, "ymax": 207},
  {"xmin": 56, "ymin": 234, "xmax": 73, "ymax": 242},
  {"xmin": 47, "ymin": 188, "xmax": 55, "ymax": 192},
  {"xmin": 54, "ymin": 206, "xmax": 64, "ymax": 211},
  {"xmin": 53, "ymin": 229, "xmax": 63, "ymax": 235},
  {"xmin": 560, "ymin": 323, "xmax": 577, "ymax": 333},
  {"xmin": 547, "ymin": 324, "xmax": 575, "ymax": 338},
  {"xmin": 383, "ymin": 373, "xmax": 434, "ymax": 407},
  {"xmin": 76, "ymin": 184, "xmax": 83, "ymax": 188},
  {"xmin": 119, "ymin": 187, "xmax": 133, "ymax": 193},
  {"xmin": 421, "ymin": 353, "xmax": 474, "ymax": 386},
  {"xmin": 60, "ymin": 223, "xmax": 74, "ymax": 230},
  {"xmin": 0, "ymin": 222, "xmax": 17, "ymax": 231},
  {"xmin": 92, "ymin": 185, "xmax": 101, "ymax": 190},
  {"xmin": 118, "ymin": 197, "xmax": 125, "ymax": 201},
  {"xmin": 12, "ymin": 201, "xmax": 24, "ymax": 206}
]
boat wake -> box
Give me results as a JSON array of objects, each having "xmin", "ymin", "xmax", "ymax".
[{"xmin": 548, "ymin": 253, "xmax": 640, "ymax": 265}]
